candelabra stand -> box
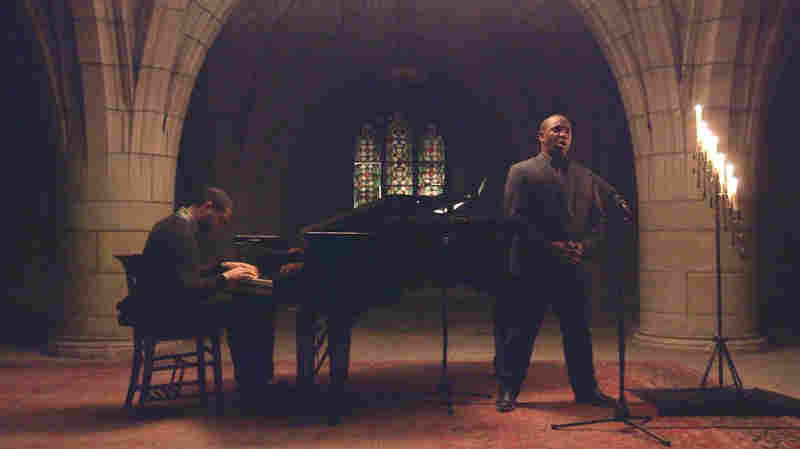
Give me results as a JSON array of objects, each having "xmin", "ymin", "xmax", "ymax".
[{"xmin": 692, "ymin": 149, "xmax": 746, "ymax": 392}]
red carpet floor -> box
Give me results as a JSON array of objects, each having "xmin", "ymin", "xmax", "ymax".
[{"xmin": 1, "ymin": 358, "xmax": 798, "ymax": 449}]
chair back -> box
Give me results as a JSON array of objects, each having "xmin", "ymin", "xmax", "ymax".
[{"xmin": 116, "ymin": 254, "xmax": 145, "ymax": 296}]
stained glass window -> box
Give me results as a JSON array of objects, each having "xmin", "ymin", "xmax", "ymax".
[
  {"xmin": 417, "ymin": 123, "xmax": 446, "ymax": 197},
  {"xmin": 384, "ymin": 113, "xmax": 414, "ymax": 195},
  {"xmin": 353, "ymin": 124, "xmax": 381, "ymax": 208},
  {"xmin": 352, "ymin": 115, "xmax": 447, "ymax": 207}
]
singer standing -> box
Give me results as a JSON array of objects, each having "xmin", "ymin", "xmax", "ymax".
[{"xmin": 494, "ymin": 114, "xmax": 615, "ymax": 412}]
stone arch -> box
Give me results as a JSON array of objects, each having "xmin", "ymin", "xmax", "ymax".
[
  {"xmin": 540, "ymin": 1, "xmax": 789, "ymax": 351},
  {"xmin": 22, "ymin": 0, "xmax": 243, "ymax": 357}
]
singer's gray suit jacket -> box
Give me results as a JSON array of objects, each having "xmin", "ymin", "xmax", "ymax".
[{"xmin": 503, "ymin": 151, "xmax": 608, "ymax": 277}]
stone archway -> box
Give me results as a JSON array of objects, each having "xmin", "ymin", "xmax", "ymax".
[
  {"xmin": 570, "ymin": 0, "xmax": 787, "ymax": 351},
  {"xmin": 22, "ymin": 0, "xmax": 792, "ymax": 357}
]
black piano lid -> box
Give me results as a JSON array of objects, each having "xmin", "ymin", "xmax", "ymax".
[
  {"xmin": 300, "ymin": 176, "xmax": 492, "ymax": 237},
  {"xmin": 234, "ymin": 234, "xmax": 282, "ymax": 241},
  {"xmin": 305, "ymin": 231, "xmax": 371, "ymax": 238}
]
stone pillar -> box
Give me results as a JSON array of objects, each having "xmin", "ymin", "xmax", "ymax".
[
  {"xmin": 633, "ymin": 178, "xmax": 764, "ymax": 352},
  {"xmin": 29, "ymin": 0, "xmax": 235, "ymax": 358},
  {"xmin": 573, "ymin": 0, "xmax": 791, "ymax": 352}
]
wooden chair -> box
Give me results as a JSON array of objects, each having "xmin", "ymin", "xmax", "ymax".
[{"xmin": 115, "ymin": 254, "xmax": 224, "ymax": 414}]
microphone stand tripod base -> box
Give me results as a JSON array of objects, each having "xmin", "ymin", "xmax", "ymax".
[{"xmin": 551, "ymin": 399, "xmax": 671, "ymax": 447}]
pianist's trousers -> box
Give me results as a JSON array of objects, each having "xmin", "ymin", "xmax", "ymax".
[
  {"xmin": 194, "ymin": 293, "xmax": 277, "ymax": 392},
  {"xmin": 494, "ymin": 264, "xmax": 598, "ymax": 397}
]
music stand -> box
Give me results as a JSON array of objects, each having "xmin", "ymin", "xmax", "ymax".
[
  {"xmin": 436, "ymin": 274, "xmax": 492, "ymax": 415},
  {"xmin": 434, "ymin": 177, "xmax": 493, "ymax": 414},
  {"xmin": 551, "ymin": 193, "xmax": 671, "ymax": 446}
]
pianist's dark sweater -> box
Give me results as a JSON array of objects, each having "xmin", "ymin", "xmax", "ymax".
[{"xmin": 140, "ymin": 211, "xmax": 227, "ymax": 303}]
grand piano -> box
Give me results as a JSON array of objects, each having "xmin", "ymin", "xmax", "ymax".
[
  {"xmin": 299, "ymin": 177, "xmax": 508, "ymax": 297},
  {"xmin": 232, "ymin": 179, "xmax": 514, "ymax": 417}
]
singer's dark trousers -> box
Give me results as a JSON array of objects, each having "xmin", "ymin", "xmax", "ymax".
[{"xmin": 494, "ymin": 263, "xmax": 598, "ymax": 397}]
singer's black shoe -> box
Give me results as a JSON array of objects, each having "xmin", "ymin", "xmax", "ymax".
[
  {"xmin": 574, "ymin": 388, "xmax": 616, "ymax": 407},
  {"xmin": 495, "ymin": 384, "xmax": 518, "ymax": 413}
]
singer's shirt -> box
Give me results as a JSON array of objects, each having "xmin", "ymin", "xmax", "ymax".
[{"xmin": 503, "ymin": 151, "xmax": 608, "ymax": 276}]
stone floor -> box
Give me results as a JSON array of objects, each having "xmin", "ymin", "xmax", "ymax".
[
  {"xmin": 3, "ymin": 301, "xmax": 798, "ymax": 399},
  {"xmin": 2, "ymin": 301, "xmax": 799, "ymax": 449}
]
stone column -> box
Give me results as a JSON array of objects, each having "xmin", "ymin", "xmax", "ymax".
[
  {"xmin": 30, "ymin": 0, "xmax": 235, "ymax": 358},
  {"xmin": 631, "ymin": 1, "xmax": 789, "ymax": 352}
]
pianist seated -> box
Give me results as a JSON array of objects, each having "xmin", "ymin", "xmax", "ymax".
[{"xmin": 135, "ymin": 186, "xmax": 281, "ymax": 410}]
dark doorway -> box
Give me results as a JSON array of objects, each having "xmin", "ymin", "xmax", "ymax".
[
  {"xmin": 761, "ymin": 5, "xmax": 800, "ymax": 342},
  {"xmin": 2, "ymin": 2, "xmax": 62, "ymax": 345}
]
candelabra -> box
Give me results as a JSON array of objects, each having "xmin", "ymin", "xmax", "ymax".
[
  {"xmin": 691, "ymin": 105, "xmax": 746, "ymax": 392},
  {"xmin": 692, "ymin": 113, "xmax": 746, "ymax": 257}
]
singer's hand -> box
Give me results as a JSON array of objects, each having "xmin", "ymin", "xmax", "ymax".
[
  {"xmin": 568, "ymin": 241, "xmax": 584, "ymax": 256},
  {"xmin": 551, "ymin": 241, "xmax": 582, "ymax": 265},
  {"xmin": 612, "ymin": 193, "xmax": 634, "ymax": 224}
]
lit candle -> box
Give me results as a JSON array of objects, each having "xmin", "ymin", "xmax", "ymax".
[
  {"xmin": 699, "ymin": 122, "xmax": 711, "ymax": 159},
  {"xmin": 713, "ymin": 152, "xmax": 726, "ymax": 179},
  {"xmin": 728, "ymin": 176, "xmax": 739, "ymax": 211},
  {"xmin": 695, "ymin": 105, "xmax": 703, "ymax": 148},
  {"xmin": 726, "ymin": 163, "xmax": 734, "ymax": 194},
  {"xmin": 706, "ymin": 134, "xmax": 718, "ymax": 166},
  {"xmin": 695, "ymin": 105, "xmax": 703, "ymax": 131}
]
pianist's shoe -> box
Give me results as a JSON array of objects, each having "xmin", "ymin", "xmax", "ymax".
[
  {"xmin": 235, "ymin": 380, "xmax": 292, "ymax": 415},
  {"xmin": 326, "ymin": 384, "xmax": 358, "ymax": 421}
]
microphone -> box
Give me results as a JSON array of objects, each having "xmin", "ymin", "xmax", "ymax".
[
  {"xmin": 611, "ymin": 192, "xmax": 634, "ymax": 224},
  {"xmin": 593, "ymin": 174, "xmax": 634, "ymax": 223}
]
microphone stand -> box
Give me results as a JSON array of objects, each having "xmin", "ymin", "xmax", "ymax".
[
  {"xmin": 434, "ymin": 228, "xmax": 493, "ymax": 415},
  {"xmin": 551, "ymin": 194, "xmax": 671, "ymax": 446}
]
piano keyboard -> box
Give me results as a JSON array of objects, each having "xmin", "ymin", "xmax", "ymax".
[{"xmin": 240, "ymin": 277, "xmax": 273, "ymax": 288}]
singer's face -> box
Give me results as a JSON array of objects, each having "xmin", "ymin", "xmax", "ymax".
[{"xmin": 538, "ymin": 116, "xmax": 572, "ymax": 157}]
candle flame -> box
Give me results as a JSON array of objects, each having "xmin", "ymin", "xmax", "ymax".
[
  {"xmin": 728, "ymin": 176, "xmax": 739, "ymax": 210},
  {"xmin": 707, "ymin": 134, "xmax": 718, "ymax": 159},
  {"xmin": 713, "ymin": 153, "xmax": 726, "ymax": 181}
]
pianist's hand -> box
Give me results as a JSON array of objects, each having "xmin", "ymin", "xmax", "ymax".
[
  {"xmin": 221, "ymin": 261, "xmax": 260, "ymax": 278},
  {"xmin": 279, "ymin": 262, "xmax": 304, "ymax": 276},
  {"xmin": 222, "ymin": 265, "xmax": 258, "ymax": 282}
]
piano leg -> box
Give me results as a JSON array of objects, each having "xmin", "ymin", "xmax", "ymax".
[
  {"xmin": 295, "ymin": 306, "xmax": 356, "ymax": 425},
  {"xmin": 326, "ymin": 311, "xmax": 357, "ymax": 426},
  {"xmin": 295, "ymin": 306, "xmax": 316, "ymax": 390},
  {"xmin": 329, "ymin": 311, "xmax": 357, "ymax": 383}
]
